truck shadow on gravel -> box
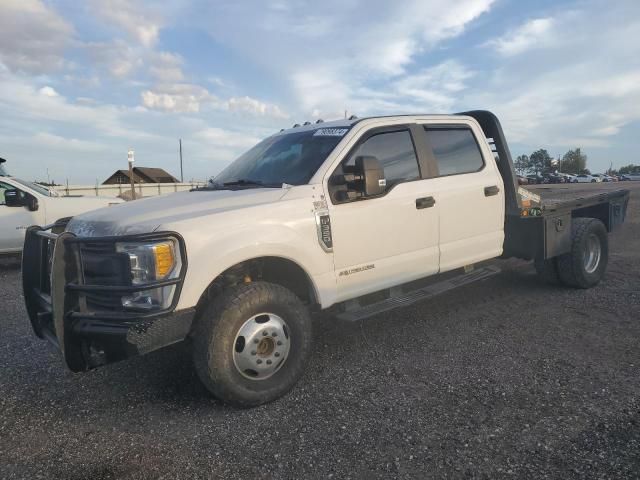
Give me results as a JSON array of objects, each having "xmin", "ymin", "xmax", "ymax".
[
  {"xmin": 80, "ymin": 261, "xmax": 551, "ymax": 407},
  {"xmin": 7, "ymin": 258, "xmax": 627, "ymax": 413},
  {"xmin": 0, "ymin": 256, "xmax": 21, "ymax": 270}
]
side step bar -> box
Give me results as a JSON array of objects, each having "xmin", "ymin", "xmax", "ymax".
[{"xmin": 336, "ymin": 265, "xmax": 501, "ymax": 322}]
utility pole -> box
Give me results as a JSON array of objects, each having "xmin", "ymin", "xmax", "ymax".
[
  {"xmin": 128, "ymin": 148, "xmax": 136, "ymax": 200},
  {"xmin": 179, "ymin": 138, "xmax": 183, "ymax": 182}
]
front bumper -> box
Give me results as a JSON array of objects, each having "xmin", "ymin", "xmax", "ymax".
[{"xmin": 22, "ymin": 225, "xmax": 194, "ymax": 371}]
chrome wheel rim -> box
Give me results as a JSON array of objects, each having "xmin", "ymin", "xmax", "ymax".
[
  {"xmin": 233, "ymin": 313, "xmax": 291, "ymax": 380},
  {"xmin": 583, "ymin": 233, "xmax": 601, "ymax": 274}
]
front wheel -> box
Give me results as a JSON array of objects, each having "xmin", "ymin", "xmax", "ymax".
[
  {"xmin": 192, "ymin": 281, "xmax": 313, "ymax": 407},
  {"xmin": 557, "ymin": 218, "xmax": 608, "ymax": 288}
]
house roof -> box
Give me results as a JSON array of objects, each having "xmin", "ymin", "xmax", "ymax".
[
  {"xmin": 134, "ymin": 167, "xmax": 180, "ymax": 183},
  {"xmin": 102, "ymin": 167, "xmax": 180, "ymax": 184}
]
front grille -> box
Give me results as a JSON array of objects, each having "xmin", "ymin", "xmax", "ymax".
[
  {"xmin": 79, "ymin": 242, "xmax": 130, "ymax": 313},
  {"xmin": 80, "ymin": 243, "xmax": 130, "ymax": 286},
  {"xmin": 85, "ymin": 292, "xmax": 125, "ymax": 312}
]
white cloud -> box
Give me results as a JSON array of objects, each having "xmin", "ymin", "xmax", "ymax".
[
  {"xmin": 199, "ymin": 0, "xmax": 495, "ymax": 117},
  {"xmin": 394, "ymin": 61, "xmax": 475, "ymax": 109},
  {"xmin": 355, "ymin": 0, "xmax": 495, "ymax": 75},
  {"xmin": 227, "ymin": 96, "xmax": 289, "ymax": 119},
  {"xmin": 141, "ymin": 84, "xmax": 289, "ymax": 119},
  {"xmin": 90, "ymin": 0, "xmax": 163, "ymax": 47},
  {"xmin": 39, "ymin": 86, "xmax": 59, "ymax": 97},
  {"xmin": 32, "ymin": 132, "xmax": 106, "ymax": 152},
  {"xmin": 291, "ymin": 67, "xmax": 352, "ymax": 117},
  {"xmin": 141, "ymin": 84, "xmax": 214, "ymax": 113},
  {"xmin": 0, "ymin": 0, "xmax": 73, "ymax": 73},
  {"xmin": 474, "ymin": 2, "xmax": 640, "ymax": 157},
  {"xmin": 84, "ymin": 40, "xmax": 143, "ymax": 78},
  {"xmin": 485, "ymin": 17, "xmax": 555, "ymax": 56},
  {"xmin": 193, "ymin": 127, "xmax": 260, "ymax": 149},
  {"xmin": 149, "ymin": 52, "xmax": 185, "ymax": 83}
]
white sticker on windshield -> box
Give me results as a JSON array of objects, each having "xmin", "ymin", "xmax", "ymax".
[{"xmin": 313, "ymin": 128, "xmax": 349, "ymax": 137}]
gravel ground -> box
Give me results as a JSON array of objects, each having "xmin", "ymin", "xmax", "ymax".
[{"xmin": 1, "ymin": 182, "xmax": 639, "ymax": 479}]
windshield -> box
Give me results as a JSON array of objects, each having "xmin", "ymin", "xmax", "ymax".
[
  {"xmin": 12, "ymin": 178, "xmax": 54, "ymax": 196},
  {"xmin": 213, "ymin": 127, "xmax": 349, "ymax": 187}
]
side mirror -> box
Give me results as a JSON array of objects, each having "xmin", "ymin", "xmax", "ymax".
[
  {"xmin": 4, "ymin": 189, "xmax": 38, "ymax": 211},
  {"xmin": 4, "ymin": 189, "xmax": 25, "ymax": 207},
  {"xmin": 330, "ymin": 155, "xmax": 387, "ymax": 203},
  {"xmin": 355, "ymin": 155, "xmax": 386, "ymax": 196}
]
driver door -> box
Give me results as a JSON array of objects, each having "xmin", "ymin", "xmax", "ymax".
[
  {"xmin": 326, "ymin": 126, "xmax": 440, "ymax": 302},
  {"xmin": 0, "ymin": 181, "xmax": 39, "ymax": 252}
]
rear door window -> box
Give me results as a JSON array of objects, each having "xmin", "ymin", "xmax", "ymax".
[{"xmin": 424, "ymin": 127, "xmax": 484, "ymax": 176}]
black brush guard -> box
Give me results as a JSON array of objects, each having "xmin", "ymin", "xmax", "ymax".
[{"xmin": 22, "ymin": 224, "xmax": 194, "ymax": 371}]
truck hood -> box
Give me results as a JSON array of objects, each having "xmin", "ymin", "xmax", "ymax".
[{"xmin": 66, "ymin": 188, "xmax": 288, "ymax": 237}]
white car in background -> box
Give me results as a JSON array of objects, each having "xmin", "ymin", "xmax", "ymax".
[
  {"xmin": 0, "ymin": 172, "xmax": 122, "ymax": 255},
  {"xmin": 575, "ymin": 174, "xmax": 600, "ymax": 183},
  {"xmin": 561, "ymin": 173, "xmax": 578, "ymax": 183},
  {"xmin": 591, "ymin": 174, "xmax": 611, "ymax": 182},
  {"xmin": 621, "ymin": 174, "xmax": 640, "ymax": 181}
]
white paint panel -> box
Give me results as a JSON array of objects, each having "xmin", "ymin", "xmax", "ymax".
[{"xmin": 328, "ymin": 180, "xmax": 439, "ymax": 301}]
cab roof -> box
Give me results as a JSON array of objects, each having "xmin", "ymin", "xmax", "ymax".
[{"xmin": 275, "ymin": 113, "xmax": 470, "ymax": 136}]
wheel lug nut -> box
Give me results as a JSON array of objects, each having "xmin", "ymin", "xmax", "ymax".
[
  {"xmin": 262, "ymin": 331, "xmax": 268, "ymax": 336},
  {"xmin": 272, "ymin": 332, "xmax": 278, "ymax": 337},
  {"xmin": 256, "ymin": 359, "xmax": 262, "ymax": 364},
  {"xmin": 277, "ymin": 340, "xmax": 283, "ymax": 346},
  {"xmin": 274, "ymin": 352, "xmax": 280, "ymax": 357},
  {"xmin": 253, "ymin": 339, "xmax": 259, "ymax": 344},
  {"xmin": 251, "ymin": 350, "xmax": 257, "ymax": 355},
  {"xmin": 266, "ymin": 360, "xmax": 272, "ymax": 365}
]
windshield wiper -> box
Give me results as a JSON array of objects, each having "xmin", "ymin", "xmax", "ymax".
[
  {"xmin": 195, "ymin": 179, "xmax": 281, "ymax": 191},
  {"xmin": 222, "ymin": 179, "xmax": 280, "ymax": 188}
]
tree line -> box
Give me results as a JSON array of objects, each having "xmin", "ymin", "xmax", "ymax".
[
  {"xmin": 515, "ymin": 148, "xmax": 639, "ymax": 176},
  {"xmin": 514, "ymin": 148, "xmax": 589, "ymax": 176}
]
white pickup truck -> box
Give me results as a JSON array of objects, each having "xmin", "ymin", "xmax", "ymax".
[
  {"xmin": 22, "ymin": 112, "xmax": 629, "ymax": 407},
  {"xmin": 0, "ymin": 160, "xmax": 121, "ymax": 255}
]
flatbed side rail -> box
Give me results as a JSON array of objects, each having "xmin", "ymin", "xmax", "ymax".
[{"xmin": 503, "ymin": 189, "xmax": 630, "ymax": 260}]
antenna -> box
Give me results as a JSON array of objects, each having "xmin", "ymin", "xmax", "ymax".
[{"xmin": 179, "ymin": 138, "xmax": 184, "ymax": 182}]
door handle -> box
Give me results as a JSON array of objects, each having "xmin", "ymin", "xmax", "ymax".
[
  {"xmin": 484, "ymin": 185, "xmax": 500, "ymax": 196},
  {"xmin": 415, "ymin": 196, "xmax": 436, "ymax": 209}
]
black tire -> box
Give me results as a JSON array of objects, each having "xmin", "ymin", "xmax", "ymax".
[
  {"xmin": 557, "ymin": 218, "xmax": 608, "ymax": 288},
  {"xmin": 192, "ymin": 281, "xmax": 312, "ymax": 407},
  {"xmin": 534, "ymin": 257, "xmax": 560, "ymax": 284}
]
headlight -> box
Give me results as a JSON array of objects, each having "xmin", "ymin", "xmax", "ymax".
[{"xmin": 116, "ymin": 238, "xmax": 182, "ymax": 311}]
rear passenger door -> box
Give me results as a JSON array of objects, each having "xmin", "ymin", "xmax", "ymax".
[
  {"xmin": 416, "ymin": 122, "xmax": 505, "ymax": 272},
  {"xmin": 326, "ymin": 126, "xmax": 440, "ymax": 302}
]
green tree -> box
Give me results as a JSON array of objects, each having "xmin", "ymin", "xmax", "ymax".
[
  {"xmin": 514, "ymin": 154, "xmax": 530, "ymax": 174},
  {"xmin": 530, "ymin": 149, "xmax": 553, "ymax": 175},
  {"xmin": 561, "ymin": 148, "xmax": 588, "ymax": 174},
  {"xmin": 619, "ymin": 164, "xmax": 640, "ymax": 174}
]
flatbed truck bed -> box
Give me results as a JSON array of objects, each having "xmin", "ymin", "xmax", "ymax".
[{"xmin": 528, "ymin": 184, "xmax": 630, "ymax": 212}]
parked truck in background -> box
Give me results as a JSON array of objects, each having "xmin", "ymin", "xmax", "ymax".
[
  {"xmin": 0, "ymin": 160, "xmax": 122, "ymax": 256},
  {"xmin": 22, "ymin": 111, "xmax": 629, "ymax": 407}
]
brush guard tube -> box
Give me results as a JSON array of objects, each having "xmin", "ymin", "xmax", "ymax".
[{"xmin": 22, "ymin": 225, "xmax": 194, "ymax": 371}]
